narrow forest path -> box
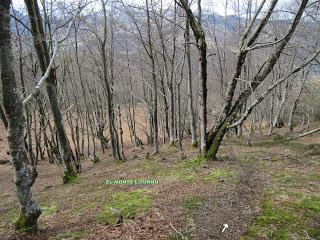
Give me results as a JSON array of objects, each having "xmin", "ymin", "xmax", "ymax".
[{"xmin": 193, "ymin": 160, "xmax": 267, "ymax": 240}]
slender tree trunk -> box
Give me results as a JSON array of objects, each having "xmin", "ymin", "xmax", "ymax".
[
  {"xmin": 184, "ymin": 2, "xmax": 197, "ymax": 147},
  {"xmin": 24, "ymin": 0, "xmax": 80, "ymax": 183},
  {"xmin": 288, "ymin": 71, "xmax": 307, "ymax": 133},
  {"xmin": 0, "ymin": 0, "xmax": 41, "ymax": 231},
  {"xmin": 179, "ymin": 0, "xmax": 207, "ymax": 154}
]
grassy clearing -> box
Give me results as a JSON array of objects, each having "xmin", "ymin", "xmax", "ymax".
[{"xmin": 96, "ymin": 189, "xmax": 152, "ymax": 225}]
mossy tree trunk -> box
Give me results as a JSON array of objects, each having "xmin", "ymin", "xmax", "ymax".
[{"xmin": 0, "ymin": 0, "xmax": 41, "ymax": 231}]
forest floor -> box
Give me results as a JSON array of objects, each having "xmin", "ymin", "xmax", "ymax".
[{"xmin": 0, "ymin": 130, "xmax": 320, "ymax": 239}]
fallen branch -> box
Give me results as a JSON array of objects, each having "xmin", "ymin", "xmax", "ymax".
[{"xmin": 287, "ymin": 127, "xmax": 320, "ymax": 141}]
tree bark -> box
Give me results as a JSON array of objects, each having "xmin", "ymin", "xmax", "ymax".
[
  {"xmin": 179, "ymin": 0, "xmax": 207, "ymax": 154},
  {"xmin": 0, "ymin": 0, "xmax": 41, "ymax": 231},
  {"xmin": 24, "ymin": 0, "xmax": 80, "ymax": 182}
]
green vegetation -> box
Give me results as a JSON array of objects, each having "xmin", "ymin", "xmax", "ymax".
[
  {"xmin": 63, "ymin": 172, "xmax": 79, "ymax": 184},
  {"xmin": 41, "ymin": 203, "xmax": 59, "ymax": 218},
  {"xmin": 203, "ymin": 169, "xmax": 235, "ymax": 182},
  {"xmin": 242, "ymin": 174, "xmax": 320, "ymax": 239},
  {"xmin": 96, "ymin": 189, "xmax": 152, "ymax": 225}
]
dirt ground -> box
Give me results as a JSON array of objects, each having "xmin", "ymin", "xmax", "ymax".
[{"xmin": 0, "ymin": 124, "xmax": 320, "ymax": 240}]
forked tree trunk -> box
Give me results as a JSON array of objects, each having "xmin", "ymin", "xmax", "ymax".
[{"xmin": 0, "ymin": 0, "xmax": 41, "ymax": 231}]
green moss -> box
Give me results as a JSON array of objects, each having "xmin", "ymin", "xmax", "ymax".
[
  {"xmin": 96, "ymin": 189, "xmax": 152, "ymax": 225},
  {"xmin": 15, "ymin": 208, "xmax": 41, "ymax": 233},
  {"xmin": 179, "ymin": 157, "xmax": 206, "ymax": 169},
  {"xmin": 298, "ymin": 195, "xmax": 320, "ymax": 213},
  {"xmin": 191, "ymin": 140, "xmax": 198, "ymax": 148},
  {"xmin": 271, "ymin": 171, "xmax": 299, "ymax": 187},
  {"xmin": 203, "ymin": 169, "xmax": 234, "ymax": 182},
  {"xmin": 182, "ymin": 196, "xmax": 205, "ymax": 210},
  {"xmin": 257, "ymin": 200, "xmax": 298, "ymax": 225},
  {"xmin": 242, "ymin": 199, "xmax": 299, "ymax": 239},
  {"xmin": 242, "ymin": 190, "xmax": 320, "ymax": 239},
  {"xmin": 63, "ymin": 171, "xmax": 78, "ymax": 184},
  {"xmin": 92, "ymin": 156, "xmax": 100, "ymax": 163},
  {"xmin": 51, "ymin": 230, "xmax": 86, "ymax": 240}
]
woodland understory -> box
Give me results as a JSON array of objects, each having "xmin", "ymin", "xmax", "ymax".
[{"xmin": 1, "ymin": 0, "xmax": 320, "ymax": 239}]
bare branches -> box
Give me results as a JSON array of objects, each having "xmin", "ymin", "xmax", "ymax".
[
  {"xmin": 23, "ymin": 6, "xmax": 84, "ymax": 106},
  {"xmin": 229, "ymin": 48, "xmax": 320, "ymax": 128}
]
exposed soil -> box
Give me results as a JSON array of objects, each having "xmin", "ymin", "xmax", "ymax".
[{"xmin": 193, "ymin": 161, "xmax": 266, "ymax": 240}]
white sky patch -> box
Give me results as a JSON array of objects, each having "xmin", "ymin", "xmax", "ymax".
[
  {"xmin": 11, "ymin": 0, "xmax": 292, "ymax": 16},
  {"xmin": 12, "ymin": 0, "xmax": 237, "ymax": 15}
]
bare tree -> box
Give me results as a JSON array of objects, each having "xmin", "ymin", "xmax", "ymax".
[
  {"xmin": 0, "ymin": 0, "xmax": 41, "ymax": 231},
  {"xmin": 178, "ymin": 0, "xmax": 207, "ymax": 154},
  {"xmin": 23, "ymin": 0, "xmax": 81, "ymax": 182}
]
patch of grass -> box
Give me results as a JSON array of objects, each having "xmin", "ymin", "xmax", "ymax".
[
  {"xmin": 271, "ymin": 171, "xmax": 300, "ymax": 187},
  {"xmin": 307, "ymin": 173, "xmax": 320, "ymax": 181},
  {"xmin": 165, "ymin": 170, "xmax": 196, "ymax": 182},
  {"xmin": 96, "ymin": 189, "xmax": 152, "ymax": 225},
  {"xmin": 242, "ymin": 191, "xmax": 320, "ymax": 239},
  {"xmin": 203, "ymin": 169, "xmax": 234, "ymax": 182},
  {"xmin": 242, "ymin": 198, "xmax": 299, "ymax": 239},
  {"xmin": 41, "ymin": 203, "xmax": 59, "ymax": 218},
  {"xmin": 298, "ymin": 195, "xmax": 320, "ymax": 213},
  {"xmin": 143, "ymin": 160, "xmax": 159, "ymax": 170},
  {"xmin": 50, "ymin": 230, "xmax": 86, "ymax": 240},
  {"xmin": 178, "ymin": 156, "xmax": 206, "ymax": 169},
  {"xmin": 182, "ymin": 196, "xmax": 205, "ymax": 210},
  {"xmin": 72, "ymin": 200, "xmax": 99, "ymax": 214}
]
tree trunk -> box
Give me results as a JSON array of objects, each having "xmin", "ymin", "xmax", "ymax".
[
  {"xmin": 185, "ymin": 12, "xmax": 197, "ymax": 147},
  {"xmin": 0, "ymin": 0, "xmax": 41, "ymax": 231},
  {"xmin": 179, "ymin": 0, "xmax": 207, "ymax": 154},
  {"xmin": 24, "ymin": 0, "xmax": 80, "ymax": 183}
]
